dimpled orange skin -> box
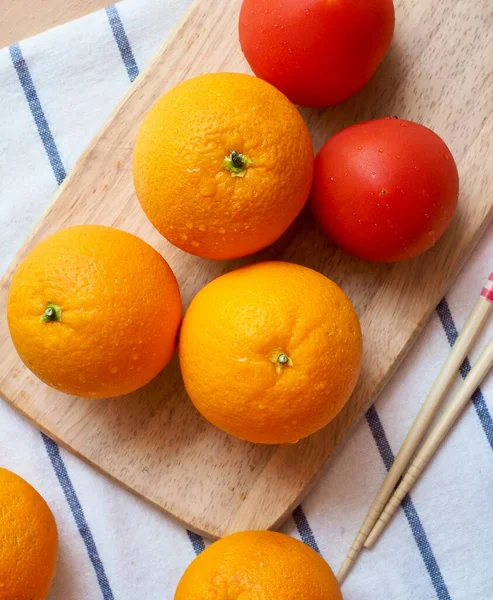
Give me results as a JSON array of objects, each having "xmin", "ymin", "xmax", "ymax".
[
  {"xmin": 7, "ymin": 225, "xmax": 182, "ymax": 399},
  {"xmin": 179, "ymin": 261, "xmax": 362, "ymax": 444},
  {"xmin": 174, "ymin": 530, "xmax": 342, "ymax": 600},
  {"xmin": 133, "ymin": 73, "xmax": 314, "ymax": 260},
  {"xmin": 0, "ymin": 468, "xmax": 58, "ymax": 600}
]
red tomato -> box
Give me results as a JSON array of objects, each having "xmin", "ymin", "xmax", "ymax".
[
  {"xmin": 239, "ymin": 0, "xmax": 395, "ymax": 107},
  {"xmin": 311, "ymin": 118, "xmax": 459, "ymax": 262}
]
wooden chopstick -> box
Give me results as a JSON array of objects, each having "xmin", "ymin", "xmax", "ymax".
[
  {"xmin": 338, "ymin": 272, "xmax": 493, "ymax": 584},
  {"xmin": 365, "ymin": 334, "xmax": 493, "ymax": 548}
]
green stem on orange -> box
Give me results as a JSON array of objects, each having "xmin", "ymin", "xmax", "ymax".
[
  {"xmin": 277, "ymin": 353, "xmax": 289, "ymax": 365},
  {"xmin": 223, "ymin": 150, "xmax": 252, "ymax": 178},
  {"xmin": 41, "ymin": 302, "xmax": 62, "ymax": 323},
  {"xmin": 269, "ymin": 350, "xmax": 293, "ymax": 375}
]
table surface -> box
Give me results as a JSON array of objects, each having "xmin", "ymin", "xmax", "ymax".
[{"xmin": 0, "ymin": 0, "xmax": 114, "ymax": 48}]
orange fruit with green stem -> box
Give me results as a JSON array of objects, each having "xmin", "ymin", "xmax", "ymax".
[
  {"xmin": 0, "ymin": 468, "xmax": 58, "ymax": 600},
  {"xmin": 133, "ymin": 72, "xmax": 314, "ymax": 260},
  {"xmin": 175, "ymin": 530, "xmax": 342, "ymax": 600},
  {"xmin": 179, "ymin": 261, "xmax": 362, "ymax": 444},
  {"xmin": 7, "ymin": 225, "xmax": 182, "ymax": 398}
]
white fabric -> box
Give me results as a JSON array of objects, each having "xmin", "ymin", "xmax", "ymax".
[{"xmin": 0, "ymin": 2, "xmax": 492, "ymax": 598}]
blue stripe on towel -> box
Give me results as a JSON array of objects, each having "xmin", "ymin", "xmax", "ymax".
[
  {"xmin": 293, "ymin": 505, "xmax": 321, "ymax": 553},
  {"xmin": 436, "ymin": 298, "xmax": 493, "ymax": 450},
  {"xmin": 11, "ymin": 42, "xmax": 115, "ymax": 599},
  {"xmin": 187, "ymin": 530, "xmax": 206, "ymax": 555},
  {"xmin": 9, "ymin": 44, "xmax": 66, "ymax": 185},
  {"xmin": 105, "ymin": 5, "xmax": 139, "ymax": 82},
  {"xmin": 42, "ymin": 435, "xmax": 115, "ymax": 600},
  {"xmin": 366, "ymin": 406, "xmax": 451, "ymax": 600}
]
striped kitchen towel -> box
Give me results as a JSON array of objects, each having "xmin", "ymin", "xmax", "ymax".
[{"xmin": 0, "ymin": 1, "xmax": 492, "ymax": 598}]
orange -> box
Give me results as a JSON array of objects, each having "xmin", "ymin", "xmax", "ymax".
[
  {"xmin": 179, "ymin": 261, "xmax": 362, "ymax": 444},
  {"xmin": 174, "ymin": 530, "xmax": 342, "ymax": 600},
  {"xmin": 7, "ymin": 225, "xmax": 182, "ymax": 399},
  {"xmin": 0, "ymin": 468, "xmax": 58, "ymax": 600},
  {"xmin": 133, "ymin": 72, "xmax": 314, "ymax": 260}
]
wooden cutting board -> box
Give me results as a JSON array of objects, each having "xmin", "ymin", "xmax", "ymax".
[{"xmin": 1, "ymin": 0, "xmax": 492, "ymax": 538}]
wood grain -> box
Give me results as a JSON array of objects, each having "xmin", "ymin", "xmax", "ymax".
[
  {"xmin": 0, "ymin": 0, "xmax": 492, "ymax": 538},
  {"xmin": 0, "ymin": 0, "xmax": 114, "ymax": 49}
]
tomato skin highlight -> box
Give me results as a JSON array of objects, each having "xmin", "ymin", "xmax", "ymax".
[
  {"xmin": 311, "ymin": 118, "xmax": 459, "ymax": 262},
  {"xmin": 239, "ymin": 0, "xmax": 395, "ymax": 107}
]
